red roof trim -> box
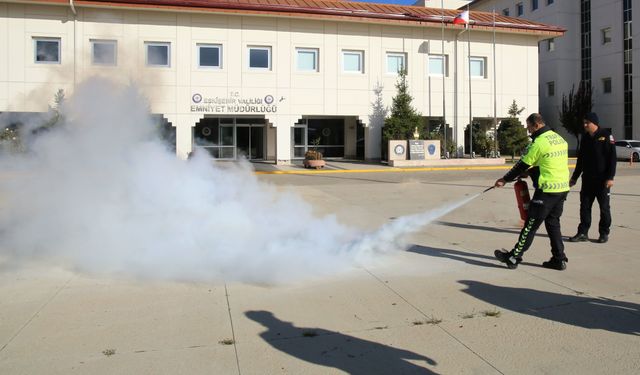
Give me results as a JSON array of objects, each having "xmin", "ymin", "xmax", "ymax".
[{"xmin": 26, "ymin": 0, "xmax": 566, "ymax": 35}]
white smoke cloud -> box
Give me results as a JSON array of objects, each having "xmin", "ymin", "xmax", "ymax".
[{"xmin": 0, "ymin": 78, "xmax": 474, "ymax": 284}]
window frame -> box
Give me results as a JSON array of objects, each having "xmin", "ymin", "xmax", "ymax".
[
  {"xmin": 469, "ymin": 56, "xmax": 487, "ymax": 78},
  {"xmin": 428, "ymin": 54, "xmax": 448, "ymax": 77},
  {"xmin": 295, "ymin": 47, "xmax": 319, "ymax": 72},
  {"xmin": 33, "ymin": 37, "xmax": 61, "ymax": 64},
  {"xmin": 602, "ymin": 77, "xmax": 612, "ymax": 94},
  {"xmin": 91, "ymin": 39, "xmax": 117, "ymax": 66},
  {"xmin": 547, "ymin": 38, "xmax": 556, "ymax": 51},
  {"xmin": 601, "ymin": 27, "xmax": 612, "ymax": 44},
  {"xmin": 547, "ymin": 0, "xmax": 554, "ymax": 5},
  {"xmin": 502, "ymin": 8, "xmax": 510, "ymax": 16},
  {"xmin": 547, "ymin": 81, "xmax": 555, "ymax": 97},
  {"xmin": 386, "ymin": 52, "xmax": 407, "ymax": 75},
  {"xmin": 516, "ymin": 2, "xmax": 524, "ymax": 16},
  {"xmin": 531, "ymin": 0, "xmax": 538, "ymax": 11},
  {"xmin": 197, "ymin": 43, "xmax": 222, "ymax": 69},
  {"xmin": 247, "ymin": 45, "xmax": 272, "ymax": 71},
  {"xmin": 145, "ymin": 41, "xmax": 171, "ymax": 67},
  {"xmin": 341, "ymin": 50, "xmax": 364, "ymax": 74}
]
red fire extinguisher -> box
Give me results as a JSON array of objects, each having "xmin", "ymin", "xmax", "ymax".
[{"xmin": 514, "ymin": 178, "xmax": 531, "ymax": 221}]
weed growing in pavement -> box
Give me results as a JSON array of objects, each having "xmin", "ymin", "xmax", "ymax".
[
  {"xmin": 482, "ymin": 309, "xmax": 501, "ymax": 317},
  {"xmin": 102, "ymin": 349, "xmax": 116, "ymax": 356},
  {"xmin": 218, "ymin": 339, "xmax": 235, "ymax": 345}
]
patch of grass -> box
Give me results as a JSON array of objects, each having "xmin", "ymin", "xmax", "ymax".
[
  {"xmin": 102, "ymin": 349, "xmax": 116, "ymax": 356},
  {"xmin": 482, "ymin": 309, "xmax": 501, "ymax": 318},
  {"xmin": 218, "ymin": 338, "xmax": 235, "ymax": 345},
  {"xmin": 461, "ymin": 312, "xmax": 475, "ymax": 319},
  {"xmin": 302, "ymin": 330, "xmax": 318, "ymax": 337},
  {"xmin": 374, "ymin": 326, "xmax": 388, "ymax": 330}
]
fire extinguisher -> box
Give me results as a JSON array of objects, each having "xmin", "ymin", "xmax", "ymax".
[{"xmin": 514, "ymin": 178, "xmax": 531, "ymax": 221}]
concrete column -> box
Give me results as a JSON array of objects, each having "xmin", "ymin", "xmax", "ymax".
[
  {"xmin": 266, "ymin": 114, "xmax": 300, "ymax": 165},
  {"xmin": 165, "ymin": 114, "xmax": 202, "ymax": 159},
  {"xmin": 359, "ymin": 112, "xmax": 382, "ymax": 161}
]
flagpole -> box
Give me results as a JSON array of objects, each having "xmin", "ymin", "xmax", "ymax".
[
  {"xmin": 492, "ymin": 7, "xmax": 497, "ymax": 158},
  {"xmin": 441, "ymin": 0, "xmax": 447, "ymax": 158},
  {"xmin": 467, "ymin": 4, "xmax": 472, "ymax": 158}
]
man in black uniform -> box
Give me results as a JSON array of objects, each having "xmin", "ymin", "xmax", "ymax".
[{"xmin": 569, "ymin": 112, "xmax": 617, "ymax": 243}]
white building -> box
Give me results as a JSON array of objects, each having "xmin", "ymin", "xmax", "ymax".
[
  {"xmin": 0, "ymin": 0, "xmax": 562, "ymax": 163},
  {"xmin": 468, "ymin": 0, "xmax": 639, "ymax": 144}
]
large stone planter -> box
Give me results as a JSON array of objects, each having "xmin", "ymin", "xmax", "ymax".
[{"xmin": 303, "ymin": 159, "xmax": 326, "ymax": 169}]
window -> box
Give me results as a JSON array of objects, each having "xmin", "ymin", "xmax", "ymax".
[
  {"xmin": 34, "ymin": 37, "xmax": 60, "ymax": 64},
  {"xmin": 386, "ymin": 52, "xmax": 406, "ymax": 74},
  {"xmin": 198, "ymin": 44, "xmax": 221, "ymax": 68},
  {"xmin": 91, "ymin": 40, "xmax": 116, "ymax": 66},
  {"xmin": 248, "ymin": 46, "xmax": 271, "ymax": 70},
  {"xmin": 145, "ymin": 42, "xmax": 170, "ymax": 67},
  {"xmin": 602, "ymin": 27, "xmax": 612, "ymax": 44},
  {"xmin": 547, "ymin": 81, "xmax": 555, "ymax": 97},
  {"xmin": 342, "ymin": 50, "xmax": 363, "ymax": 73},
  {"xmin": 547, "ymin": 0, "xmax": 554, "ymax": 5},
  {"xmin": 547, "ymin": 38, "xmax": 555, "ymax": 51},
  {"xmin": 296, "ymin": 48, "xmax": 318, "ymax": 72},
  {"xmin": 469, "ymin": 57, "xmax": 486, "ymax": 78},
  {"xmin": 502, "ymin": 8, "xmax": 510, "ymax": 16},
  {"xmin": 428, "ymin": 55, "xmax": 448, "ymax": 76},
  {"xmin": 531, "ymin": 0, "xmax": 538, "ymax": 11},
  {"xmin": 517, "ymin": 2, "xmax": 524, "ymax": 16},
  {"xmin": 602, "ymin": 77, "xmax": 612, "ymax": 93}
]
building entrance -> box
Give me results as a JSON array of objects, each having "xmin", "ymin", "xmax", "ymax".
[{"xmin": 194, "ymin": 117, "xmax": 265, "ymax": 160}]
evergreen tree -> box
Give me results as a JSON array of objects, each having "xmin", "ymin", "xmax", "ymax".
[
  {"xmin": 498, "ymin": 100, "xmax": 529, "ymax": 161},
  {"xmin": 559, "ymin": 81, "xmax": 592, "ymax": 150},
  {"xmin": 382, "ymin": 69, "xmax": 423, "ymax": 141}
]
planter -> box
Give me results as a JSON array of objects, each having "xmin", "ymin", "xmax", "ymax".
[{"xmin": 303, "ymin": 159, "xmax": 326, "ymax": 169}]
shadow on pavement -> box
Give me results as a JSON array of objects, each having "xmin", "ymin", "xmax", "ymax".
[
  {"xmin": 407, "ymin": 245, "xmax": 540, "ymax": 269},
  {"xmin": 458, "ymin": 280, "xmax": 640, "ymax": 336},
  {"xmin": 244, "ymin": 310, "xmax": 438, "ymax": 374}
]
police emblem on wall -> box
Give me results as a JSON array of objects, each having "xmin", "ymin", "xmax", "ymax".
[
  {"xmin": 264, "ymin": 95, "xmax": 274, "ymax": 104},
  {"xmin": 192, "ymin": 93, "xmax": 202, "ymax": 103},
  {"xmin": 394, "ymin": 144, "xmax": 405, "ymax": 156},
  {"xmin": 428, "ymin": 144, "xmax": 436, "ymax": 155}
]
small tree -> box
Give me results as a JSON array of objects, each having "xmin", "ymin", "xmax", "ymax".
[
  {"xmin": 382, "ymin": 69, "xmax": 423, "ymax": 141},
  {"xmin": 559, "ymin": 81, "xmax": 592, "ymax": 151},
  {"xmin": 498, "ymin": 100, "xmax": 529, "ymax": 161}
]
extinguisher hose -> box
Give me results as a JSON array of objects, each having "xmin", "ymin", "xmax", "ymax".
[{"xmin": 482, "ymin": 186, "xmax": 495, "ymax": 193}]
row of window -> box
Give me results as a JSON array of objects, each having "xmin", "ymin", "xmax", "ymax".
[
  {"xmin": 32, "ymin": 37, "xmax": 489, "ymax": 78},
  {"xmin": 503, "ymin": 0, "xmax": 553, "ymax": 17},
  {"xmin": 543, "ymin": 26, "xmax": 611, "ymax": 54},
  {"xmin": 546, "ymin": 77, "xmax": 612, "ymax": 97}
]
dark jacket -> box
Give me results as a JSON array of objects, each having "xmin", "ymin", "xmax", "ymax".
[{"xmin": 571, "ymin": 127, "xmax": 617, "ymax": 181}]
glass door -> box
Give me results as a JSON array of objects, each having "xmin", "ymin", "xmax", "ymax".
[
  {"xmin": 236, "ymin": 125, "xmax": 250, "ymax": 159},
  {"xmin": 250, "ymin": 125, "xmax": 264, "ymax": 160}
]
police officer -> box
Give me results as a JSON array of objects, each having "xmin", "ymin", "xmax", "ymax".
[
  {"xmin": 569, "ymin": 112, "xmax": 617, "ymax": 243},
  {"xmin": 493, "ymin": 113, "xmax": 570, "ymax": 270}
]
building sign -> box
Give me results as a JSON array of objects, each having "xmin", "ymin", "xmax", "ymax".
[
  {"xmin": 409, "ymin": 140, "xmax": 425, "ymax": 160},
  {"xmin": 190, "ymin": 92, "xmax": 279, "ymax": 113}
]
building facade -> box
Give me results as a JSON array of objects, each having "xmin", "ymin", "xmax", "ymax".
[
  {"xmin": 1, "ymin": 0, "xmax": 561, "ymax": 162},
  {"xmin": 469, "ymin": 0, "xmax": 639, "ymax": 144}
]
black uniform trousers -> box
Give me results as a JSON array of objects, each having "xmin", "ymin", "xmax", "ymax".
[
  {"xmin": 511, "ymin": 189, "xmax": 568, "ymax": 261},
  {"xmin": 578, "ymin": 178, "xmax": 612, "ymax": 236}
]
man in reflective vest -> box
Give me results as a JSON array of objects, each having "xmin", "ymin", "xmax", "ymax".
[{"xmin": 493, "ymin": 113, "xmax": 571, "ymax": 270}]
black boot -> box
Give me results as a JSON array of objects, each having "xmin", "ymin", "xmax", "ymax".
[
  {"xmin": 494, "ymin": 249, "xmax": 520, "ymax": 269},
  {"xmin": 597, "ymin": 234, "xmax": 608, "ymax": 243},
  {"xmin": 569, "ymin": 233, "xmax": 588, "ymax": 242},
  {"xmin": 542, "ymin": 257, "xmax": 567, "ymax": 270}
]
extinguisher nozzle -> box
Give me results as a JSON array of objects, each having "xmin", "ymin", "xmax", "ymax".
[{"xmin": 482, "ymin": 186, "xmax": 495, "ymax": 193}]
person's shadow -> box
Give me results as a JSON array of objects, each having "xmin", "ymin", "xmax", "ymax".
[
  {"xmin": 459, "ymin": 280, "xmax": 640, "ymax": 336},
  {"xmin": 245, "ymin": 310, "xmax": 438, "ymax": 374}
]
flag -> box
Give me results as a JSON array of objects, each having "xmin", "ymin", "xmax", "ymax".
[{"xmin": 453, "ymin": 10, "xmax": 469, "ymax": 25}]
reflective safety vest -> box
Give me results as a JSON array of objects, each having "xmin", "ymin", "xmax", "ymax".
[{"xmin": 521, "ymin": 130, "xmax": 570, "ymax": 193}]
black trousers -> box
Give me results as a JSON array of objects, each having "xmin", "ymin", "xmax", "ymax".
[
  {"xmin": 578, "ymin": 178, "xmax": 612, "ymax": 236},
  {"xmin": 512, "ymin": 190, "xmax": 568, "ymax": 261}
]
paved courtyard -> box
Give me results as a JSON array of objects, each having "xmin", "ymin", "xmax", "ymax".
[{"xmin": 1, "ymin": 162, "xmax": 639, "ymax": 374}]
